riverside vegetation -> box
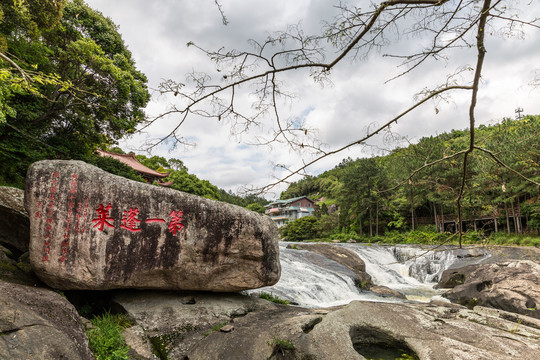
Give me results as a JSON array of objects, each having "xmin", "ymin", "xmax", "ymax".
[{"xmin": 278, "ymin": 116, "xmax": 539, "ymax": 246}]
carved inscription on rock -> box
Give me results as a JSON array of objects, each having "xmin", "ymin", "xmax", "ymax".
[{"xmin": 25, "ymin": 160, "xmax": 280, "ymax": 291}]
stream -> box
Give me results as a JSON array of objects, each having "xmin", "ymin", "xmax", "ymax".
[{"xmin": 250, "ymin": 243, "xmax": 492, "ymax": 308}]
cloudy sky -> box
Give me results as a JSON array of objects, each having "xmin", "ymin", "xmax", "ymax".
[{"xmin": 84, "ymin": 0, "xmax": 540, "ymax": 198}]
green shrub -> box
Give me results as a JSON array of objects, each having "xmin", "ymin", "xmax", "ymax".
[
  {"xmin": 204, "ymin": 321, "xmax": 228, "ymax": 336},
  {"xmin": 258, "ymin": 292, "xmax": 290, "ymax": 305},
  {"xmin": 280, "ymin": 216, "xmax": 319, "ymax": 241},
  {"xmin": 86, "ymin": 312, "xmax": 132, "ymax": 360}
]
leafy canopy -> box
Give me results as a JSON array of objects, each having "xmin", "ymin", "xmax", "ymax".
[{"xmin": 0, "ymin": 0, "xmax": 150, "ymax": 187}]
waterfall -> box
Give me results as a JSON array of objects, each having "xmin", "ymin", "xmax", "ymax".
[
  {"xmin": 250, "ymin": 245, "xmax": 394, "ymax": 308},
  {"xmin": 250, "ymin": 243, "xmax": 491, "ymax": 308}
]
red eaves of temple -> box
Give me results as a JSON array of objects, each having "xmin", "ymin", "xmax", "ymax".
[{"xmin": 96, "ymin": 149, "xmax": 173, "ymax": 186}]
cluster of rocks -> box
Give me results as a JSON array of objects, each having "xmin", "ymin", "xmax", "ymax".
[
  {"xmin": 1, "ymin": 160, "xmax": 540, "ymax": 360},
  {"xmin": 437, "ymin": 259, "xmax": 540, "ymax": 318}
]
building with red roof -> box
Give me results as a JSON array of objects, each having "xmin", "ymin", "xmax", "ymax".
[{"xmin": 96, "ymin": 149, "xmax": 173, "ymax": 186}]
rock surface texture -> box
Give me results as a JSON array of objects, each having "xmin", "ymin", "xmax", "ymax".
[
  {"xmin": 439, "ymin": 260, "xmax": 540, "ymax": 319},
  {"xmin": 0, "ymin": 186, "xmax": 30, "ymax": 254},
  {"xmin": 0, "ymin": 279, "xmax": 94, "ymax": 360},
  {"xmin": 25, "ymin": 160, "xmax": 280, "ymax": 291},
  {"xmin": 114, "ymin": 291, "xmax": 540, "ymax": 360}
]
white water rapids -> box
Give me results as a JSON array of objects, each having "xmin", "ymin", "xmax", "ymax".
[{"xmin": 250, "ymin": 243, "xmax": 491, "ymax": 308}]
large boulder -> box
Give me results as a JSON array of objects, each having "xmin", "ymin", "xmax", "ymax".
[
  {"xmin": 0, "ymin": 279, "xmax": 94, "ymax": 360},
  {"xmin": 439, "ymin": 260, "xmax": 540, "ymax": 319},
  {"xmin": 291, "ymin": 301, "xmax": 540, "ymax": 360},
  {"xmin": 24, "ymin": 160, "xmax": 280, "ymax": 291},
  {"xmin": 0, "ymin": 186, "xmax": 30, "ymax": 254}
]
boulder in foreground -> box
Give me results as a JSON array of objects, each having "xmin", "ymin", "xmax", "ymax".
[
  {"xmin": 0, "ymin": 279, "xmax": 94, "ymax": 360},
  {"xmin": 24, "ymin": 160, "xmax": 280, "ymax": 291},
  {"xmin": 114, "ymin": 291, "xmax": 540, "ymax": 360}
]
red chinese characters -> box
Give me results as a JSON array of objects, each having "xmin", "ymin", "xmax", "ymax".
[
  {"xmin": 92, "ymin": 204, "xmax": 114, "ymax": 231},
  {"xmin": 91, "ymin": 204, "xmax": 185, "ymax": 235},
  {"xmin": 120, "ymin": 208, "xmax": 141, "ymax": 232},
  {"xmin": 145, "ymin": 218, "xmax": 166, "ymax": 223},
  {"xmin": 168, "ymin": 210, "xmax": 184, "ymax": 235},
  {"xmin": 41, "ymin": 172, "xmax": 60, "ymax": 262},
  {"xmin": 75, "ymin": 198, "xmax": 89, "ymax": 235},
  {"xmin": 60, "ymin": 173, "xmax": 79, "ymax": 262}
]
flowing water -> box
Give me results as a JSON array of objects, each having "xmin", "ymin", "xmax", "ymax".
[{"xmin": 250, "ymin": 243, "xmax": 491, "ymax": 308}]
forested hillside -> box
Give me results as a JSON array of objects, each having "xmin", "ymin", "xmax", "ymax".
[{"xmin": 280, "ymin": 116, "xmax": 540, "ymax": 239}]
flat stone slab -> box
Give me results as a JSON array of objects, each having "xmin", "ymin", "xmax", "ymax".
[{"xmin": 24, "ymin": 160, "xmax": 280, "ymax": 291}]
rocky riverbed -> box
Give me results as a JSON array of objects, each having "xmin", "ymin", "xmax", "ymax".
[{"xmin": 2, "ymin": 181, "xmax": 540, "ymax": 360}]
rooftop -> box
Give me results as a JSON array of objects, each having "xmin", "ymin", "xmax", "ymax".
[
  {"xmin": 266, "ymin": 196, "xmax": 314, "ymax": 207},
  {"xmin": 96, "ymin": 149, "xmax": 170, "ymax": 178}
]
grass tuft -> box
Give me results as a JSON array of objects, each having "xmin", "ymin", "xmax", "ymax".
[
  {"xmin": 86, "ymin": 312, "xmax": 132, "ymax": 360},
  {"xmin": 258, "ymin": 292, "xmax": 290, "ymax": 305}
]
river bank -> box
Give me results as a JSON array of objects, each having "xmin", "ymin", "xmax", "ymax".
[{"xmin": 294, "ymin": 228, "xmax": 540, "ymax": 247}]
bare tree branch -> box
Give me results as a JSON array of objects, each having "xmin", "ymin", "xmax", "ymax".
[
  {"xmin": 145, "ymin": 0, "xmax": 539, "ymax": 225},
  {"xmin": 455, "ymin": 0, "xmax": 492, "ymax": 248},
  {"xmin": 249, "ymin": 84, "xmax": 472, "ymax": 194}
]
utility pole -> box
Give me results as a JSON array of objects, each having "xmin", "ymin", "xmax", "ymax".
[{"xmin": 515, "ymin": 107, "xmax": 524, "ymax": 120}]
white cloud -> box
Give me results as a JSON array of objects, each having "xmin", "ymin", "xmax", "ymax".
[{"xmin": 85, "ymin": 0, "xmax": 540, "ymax": 198}]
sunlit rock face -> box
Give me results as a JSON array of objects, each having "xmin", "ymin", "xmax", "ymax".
[{"xmin": 24, "ymin": 160, "xmax": 280, "ymax": 291}]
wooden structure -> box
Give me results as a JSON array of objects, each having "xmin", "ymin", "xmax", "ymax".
[
  {"xmin": 96, "ymin": 149, "xmax": 173, "ymax": 186},
  {"xmin": 432, "ymin": 206, "xmax": 523, "ymax": 234}
]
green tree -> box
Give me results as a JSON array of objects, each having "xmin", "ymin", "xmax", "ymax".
[
  {"xmin": 339, "ymin": 158, "xmax": 381, "ymax": 236},
  {"xmin": 0, "ymin": 0, "xmax": 68, "ymax": 125},
  {"xmin": 246, "ymin": 203, "xmax": 266, "ymax": 214},
  {"xmin": 132, "ymin": 153, "xmax": 220, "ymax": 200},
  {"xmin": 168, "ymin": 170, "xmax": 220, "ymax": 200},
  {"xmin": 280, "ymin": 216, "xmax": 318, "ymax": 241},
  {"xmin": 0, "ymin": 0, "xmax": 150, "ymax": 187},
  {"xmin": 136, "ymin": 155, "xmax": 171, "ymax": 174}
]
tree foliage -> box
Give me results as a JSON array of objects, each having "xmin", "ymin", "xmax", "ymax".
[
  {"xmin": 130, "ymin": 154, "xmax": 220, "ymax": 200},
  {"xmin": 0, "ymin": 0, "xmax": 150, "ymax": 187},
  {"xmin": 280, "ymin": 116, "xmax": 540, "ymax": 237},
  {"xmin": 280, "ymin": 216, "xmax": 318, "ymax": 241}
]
